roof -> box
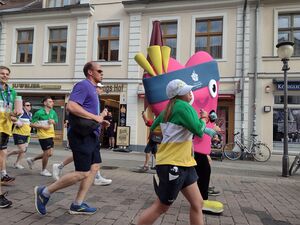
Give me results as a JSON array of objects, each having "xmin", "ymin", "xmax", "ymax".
[{"xmin": 0, "ymin": 0, "xmax": 41, "ymax": 11}]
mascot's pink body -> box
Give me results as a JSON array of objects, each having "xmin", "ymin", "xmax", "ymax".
[{"xmin": 142, "ymin": 51, "xmax": 220, "ymax": 155}]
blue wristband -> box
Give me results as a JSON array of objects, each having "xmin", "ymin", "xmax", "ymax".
[{"xmin": 204, "ymin": 127, "xmax": 217, "ymax": 137}]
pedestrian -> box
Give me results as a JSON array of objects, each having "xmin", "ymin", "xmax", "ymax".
[
  {"xmin": 34, "ymin": 62, "xmax": 108, "ymax": 215},
  {"xmin": 104, "ymin": 111, "xmax": 117, "ymax": 149},
  {"xmin": 138, "ymin": 110, "xmax": 160, "ymax": 172},
  {"xmin": 7, "ymin": 101, "xmax": 32, "ymax": 169},
  {"xmin": 137, "ymin": 79, "xmax": 217, "ymax": 225},
  {"xmin": 26, "ymin": 96, "xmax": 58, "ymax": 176},
  {"xmin": 52, "ymin": 83, "xmax": 112, "ymax": 186},
  {"xmin": 0, "ymin": 66, "xmax": 18, "ymax": 207}
]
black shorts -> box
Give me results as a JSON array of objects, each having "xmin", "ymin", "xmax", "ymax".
[
  {"xmin": 13, "ymin": 134, "xmax": 29, "ymax": 145},
  {"xmin": 39, "ymin": 138, "xmax": 54, "ymax": 151},
  {"xmin": 144, "ymin": 139, "xmax": 157, "ymax": 154},
  {"xmin": 68, "ymin": 129, "xmax": 102, "ymax": 172},
  {"xmin": 0, "ymin": 132, "xmax": 9, "ymax": 150},
  {"xmin": 154, "ymin": 165, "xmax": 198, "ymax": 205},
  {"xmin": 107, "ymin": 129, "xmax": 115, "ymax": 138}
]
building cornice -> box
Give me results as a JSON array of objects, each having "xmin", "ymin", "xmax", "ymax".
[
  {"xmin": 0, "ymin": 4, "xmax": 94, "ymax": 21},
  {"xmin": 122, "ymin": 0, "xmax": 257, "ymax": 13}
]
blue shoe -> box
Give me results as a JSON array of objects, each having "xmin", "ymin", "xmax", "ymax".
[
  {"xmin": 69, "ymin": 202, "xmax": 97, "ymax": 215},
  {"xmin": 34, "ymin": 186, "xmax": 49, "ymax": 215}
]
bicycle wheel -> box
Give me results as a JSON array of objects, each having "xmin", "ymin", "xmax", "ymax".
[
  {"xmin": 252, "ymin": 143, "xmax": 271, "ymax": 162},
  {"xmin": 223, "ymin": 142, "xmax": 242, "ymax": 160},
  {"xmin": 289, "ymin": 155, "xmax": 300, "ymax": 175}
]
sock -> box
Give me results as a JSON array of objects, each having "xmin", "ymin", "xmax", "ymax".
[
  {"xmin": 73, "ymin": 200, "xmax": 83, "ymax": 206},
  {"xmin": 1, "ymin": 170, "xmax": 7, "ymax": 177},
  {"xmin": 95, "ymin": 171, "xmax": 101, "ymax": 179},
  {"xmin": 42, "ymin": 187, "xmax": 51, "ymax": 198},
  {"xmin": 58, "ymin": 163, "xmax": 64, "ymax": 169}
]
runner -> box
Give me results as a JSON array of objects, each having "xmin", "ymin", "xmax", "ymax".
[
  {"xmin": 34, "ymin": 62, "xmax": 108, "ymax": 215},
  {"xmin": 26, "ymin": 96, "xmax": 58, "ymax": 176},
  {"xmin": 7, "ymin": 101, "xmax": 32, "ymax": 169}
]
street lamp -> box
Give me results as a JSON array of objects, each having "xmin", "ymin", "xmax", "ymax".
[{"xmin": 276, "ymin": 41, "xmax": 294, "ymax": 177}]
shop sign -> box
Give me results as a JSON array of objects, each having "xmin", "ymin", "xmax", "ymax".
[
  {"xmin": 12, "ymin": 83, "xmax": 61, "ymax": 89},
  {"xmin": 103, "ymin": 84, "xmax": 124, "ymax": 94},
  {"xmin": 276, "ymin": 81, "xmax": 300, "ymax": 91}
]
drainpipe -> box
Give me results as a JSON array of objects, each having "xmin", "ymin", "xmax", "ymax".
[
  {"xmin": 240, "ymin": 0, "xmax": 248, "ymax": 143},
  {"xmin": 253, "ymin": 0, "xmax": 260, "ymax": 135},
  {"xmin": 0, "ymin": 22, "xmax": 2, "ymax": 64}
]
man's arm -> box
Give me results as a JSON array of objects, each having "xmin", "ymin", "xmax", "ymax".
[{"xmin": 67, "ymin": 100, "xmax": 106, "ymax": 123}]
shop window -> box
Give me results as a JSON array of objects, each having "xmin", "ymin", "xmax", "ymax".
[
  {"xmin": 47, "ymin": 0, "xmax": 79, "ymax": 7},
  {"xmin": 273, "ymin": 108, "xmax": 300, "ymax": 143},
  {"xmin": 195, "ymin": 18, "xmax": 223, "ymax": 59},
  {"xmin": 48, "ymin": 27, "xmax": 67, "ymax": 63},
  {"xmin": 16, "ymin": 29, "xmax": 33, "ymax": 63},
  {"xmin": 161, "ymin": 21, "xmax": 177, "ymax": 59},
  {"xmin": 274, "ymin": 95, "xmax": 300, "ymax": 104},
  {"xmin": 98, "ymin": 24, "xmax": 120, "ymax": 61},
  {"xmin": 278, "ymin": 13, "xmax": 300, "ymax": 56}
]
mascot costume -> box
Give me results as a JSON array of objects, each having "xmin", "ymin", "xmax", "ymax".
[{"xmin": 134, "ymin": 21, "xmax": 224, "ymax": 214}]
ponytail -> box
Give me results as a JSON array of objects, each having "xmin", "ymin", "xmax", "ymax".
[{"xmin": 163, "ymin": 98, "xmax": 176, "ymax": 122}]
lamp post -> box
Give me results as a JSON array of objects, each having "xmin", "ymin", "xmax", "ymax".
[{"xmin": 276, "ymin": 41, "xmax": 294, "ymax": 177}]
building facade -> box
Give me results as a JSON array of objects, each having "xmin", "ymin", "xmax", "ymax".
[{"xmin": 0, "ymin": 0, "xmax": 299, "ymax": 152}]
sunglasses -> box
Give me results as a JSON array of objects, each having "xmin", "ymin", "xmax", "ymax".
[
  {"xmin": 97, "ymin": 70, "xmax": 103, "ymax": 74},
  {"xmin": 25, "ymin": 104, "xmax": 31, "ymax": 107}
]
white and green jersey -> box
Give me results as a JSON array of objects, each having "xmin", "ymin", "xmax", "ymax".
[{"xmin": 151, "ymin": 99, "xmax": 206, "ymax": 167}]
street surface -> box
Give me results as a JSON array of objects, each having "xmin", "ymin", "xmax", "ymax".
[{"xmin": 0, "ymin": 144, "xmax": 299, "ymax": 225}]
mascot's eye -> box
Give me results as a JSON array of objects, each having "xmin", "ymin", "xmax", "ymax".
[{"xmin": 208, "ymin": 79, "xmax": 217, "ymax": 98}]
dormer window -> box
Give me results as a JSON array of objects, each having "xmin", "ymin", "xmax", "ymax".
[{"xmin": 47, "ymin": 0, "xmax": 80, "ymax": 8}]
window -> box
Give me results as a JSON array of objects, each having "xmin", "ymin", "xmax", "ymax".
[
  {"xmin": 48, "ymin": 28, "xmax": 67, "ymax": 63},
  {"xmin": 195, "ymin": 18, "xmax": 223, "ymax": 59},
  {"xmin": 161, "ymin": 21, "xmax": 177, "ymax": 59},
  {"xmin": 273, "ymin": 108, "xmax": 300, "ymax": 143},
  {"xmin": 47, "ymin": 0, "xmax": 79, "ymax": 7},
  {"xmin": 278, "ymin": 13, "xmax": 300, "ymax": 56},
  {"xmin": 16, "ymin": 29, "xmax": 33, "ymax": 63},
  {"xmin": 98, "ymin": 24, "xmax": 120, "ymax": 61}
]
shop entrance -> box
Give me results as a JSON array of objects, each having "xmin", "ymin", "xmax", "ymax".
[
  {"xmin": 100, "ymin": 95, "xmax": 120, "ymax": 148},
  {"xmin": 217, "ymin": 96, "xmax": 235, "ymax": 144}
]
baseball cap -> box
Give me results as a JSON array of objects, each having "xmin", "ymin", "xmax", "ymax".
[
  {"xmin": 166, "ymin": 79, "xmax": 193, "ymax": 99},
  {"xmin": 97, "ymin": 83, "xmax": 104, "ymax": 88}
]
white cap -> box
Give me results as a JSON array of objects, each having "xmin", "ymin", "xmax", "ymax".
[
  {"xmin": 166, "ymin": 79, "xmax": 193, "ymax": 99},
  {"xmin": 97, "ymin": 83, "xmax": 104, "ymax": 88}
]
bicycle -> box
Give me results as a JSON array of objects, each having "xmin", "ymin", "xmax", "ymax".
[
  {"xmin": 289, "ymin": 153, "xmax": 300, "ymax": 175},
  {"xmin": 222, "ymin": 132, "xmax": 271, "ymax": 162}
]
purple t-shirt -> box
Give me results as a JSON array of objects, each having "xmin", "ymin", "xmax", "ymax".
[{"xmin": 69, "ymin": 79, "xmax": 99, "ymax": 115}]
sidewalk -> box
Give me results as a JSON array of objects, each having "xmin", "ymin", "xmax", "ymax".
[{"xmin": 1, "ymin": 144, "xmax": 299, "ymax": 225}]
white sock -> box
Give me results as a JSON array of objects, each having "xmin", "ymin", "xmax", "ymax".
[
  {"xmin": 58, "ymin": 163, "xmax": 64, "ymax": 169},
  {"xmin": 96, "ymin": 170, "xmax": 101, "ymax": 179},
  {"xmin": 1, "ymin": 170, "xmax": 7, "ymax": 177}
]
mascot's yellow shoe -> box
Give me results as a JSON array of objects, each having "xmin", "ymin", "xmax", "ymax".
[{"xmin": 202, "ymin": 200, "xmax": 224, "ymax": 214}]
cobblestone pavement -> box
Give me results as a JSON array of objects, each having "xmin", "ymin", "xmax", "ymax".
[{"xmin": 0, "ymin": 145, "xmax": 299, "ymax": 225}]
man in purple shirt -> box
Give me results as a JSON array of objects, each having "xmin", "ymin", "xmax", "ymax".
[{"xmin": 34, "ymin": 62, "xmax": 108, "ymax": 215}]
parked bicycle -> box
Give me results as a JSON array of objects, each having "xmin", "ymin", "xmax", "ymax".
[
  {"xmin": 223, "ymin": 132, "xmax": 271, "ymax": 162},
  {"xmin": 289, "ymin": 153, "xmax": 300, "ymax": 175}
]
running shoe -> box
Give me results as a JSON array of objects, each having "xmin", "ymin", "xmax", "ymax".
[
  {"xmin": 1, "ymin": 175, "xmax": 15, "ymax": 184},
  {"xmin": 202, "ymin": 200, "xmax": 224, "ymax": 214},
  {"xmin": 69, "ymin": 202, "xmax": 97, "ymax": 215},
  {"xmin": 0, "ymin": 192, "xmax": 12, "ymax": 208},
  {"xmin": 208, "ymin": 188, "xmax": 221, "ymax": 196},
  {"xmin": 13, "ymin": 163, "xmax": 24, "ymax": 169},
  {"xmin": 94, "ymin": 175, "xmax": 112, "ymax": 186},
  {"xmin": 40, "ymin": 170, "xmax": 52, "ymax": 177},
  {"xmin": 34, "ymin": 186, "xmax": 49, "ymax": 215}
]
